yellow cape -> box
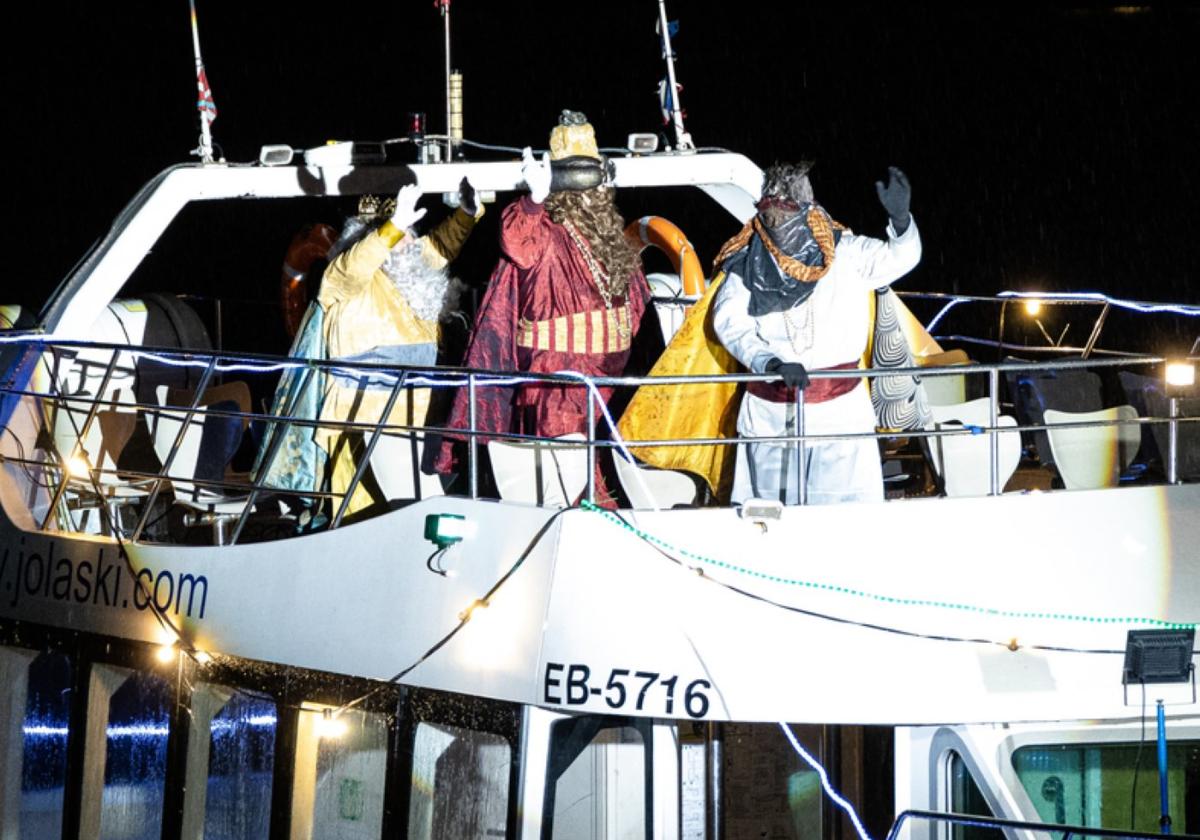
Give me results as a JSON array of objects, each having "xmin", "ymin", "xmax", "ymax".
[{"xmin": 616, "ymin": 272, "xmax": 743, "ymax": 500}]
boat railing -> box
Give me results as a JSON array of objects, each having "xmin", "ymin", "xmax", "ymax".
[
  {"xmin": 886, "ymin": 808, "xmax": 1176, "ymax": 840},
  {"xmin": 0, "ymin": 337, "xmax": 1196, "ymax": 543}
]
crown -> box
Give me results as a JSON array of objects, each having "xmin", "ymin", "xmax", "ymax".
[
  {"xmin": 357, "ymin": 195, "xmax": 397, "ymax": 219},
  {"xmin": 549, "ymin": 110, "xmax": 600, "ymax": 161}
]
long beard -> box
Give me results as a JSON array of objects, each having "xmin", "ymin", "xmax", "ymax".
[{"xmin": 381, "ymin": 235, "xmax": 464, "ymax": 322}]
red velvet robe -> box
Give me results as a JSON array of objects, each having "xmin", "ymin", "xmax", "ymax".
[{"xmin": 435, "ymin": 195, "xmax": 648, "ymax": 481}]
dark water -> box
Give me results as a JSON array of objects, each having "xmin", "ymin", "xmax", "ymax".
[{"xmin": 9, "ymin": 3, "xmax": 1199, "ymax": 340}]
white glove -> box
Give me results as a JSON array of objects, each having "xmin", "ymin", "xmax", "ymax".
[
  {"xmin": 521, "ymin": 146, "xmax": 551, "ymax": 204},
  {"xmin": 391, "ymin": 183, "xmax": 427, "ymax": 230}
]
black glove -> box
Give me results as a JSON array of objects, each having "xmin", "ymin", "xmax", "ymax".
[
  {"xmin": 766, "ymin": 357, "xmax": 810, "ymax": 390},
  {"xmin": 874, "ymin": 166, "xmax": 911, "ymax": 235},
  {"xmin": 458, "ymin": 176, "xmax": 478, "ymax": 216}
]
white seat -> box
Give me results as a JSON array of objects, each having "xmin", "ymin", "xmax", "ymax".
[
  {"xmin": 918, "ymin": 350, "xmax": 972, "ymax": 407},
  {"xmin": 921, "ymin": 372, "xmax": 967, "ymax": 407},
  {"xmin": 151, "ymin": 403, "xmax": 250, "ymax": 542},
  {"xmin": 1044, "ymin": 406, "xmax": 1140, "ymax": 490},
  {"xmin": 487, "ymin": 433, "xmax": 589, "ymax": 507},
  {"xmin": 612, "ymin": 449, "xmax": 697, "ymax": 509},
  {"xmin": 926, "ymin": 398, "xmax": 1021, "ymax": 496},
  {"xmin": 51, "ymin": 389, "xmax": 151, "ymax": 534},
  {"xmin": 370, "ymin": 431, "xmax": 444, "ymax": 502}
]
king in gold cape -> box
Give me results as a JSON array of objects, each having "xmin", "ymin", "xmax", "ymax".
[{"xmin": 617, "ymin": 274, "xmax": 948, "ymax": 502}]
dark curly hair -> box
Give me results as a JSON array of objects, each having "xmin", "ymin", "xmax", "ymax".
[
  {"xmin": 544, "ymin": 186, "xmax": 641, "ymax": 295},
  {"xmin": 759, "ymin": 161, "xmax": 816, "ymax": 227}
]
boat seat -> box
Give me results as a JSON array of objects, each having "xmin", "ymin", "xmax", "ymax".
[
  {"xmin": 150, "ymin": 400, "xmax": 251, "ymax": 544},
  {"xmin": 1006, "ymin": 363, "xmax": 1103, "ymax": 467},
  {"xmin": 918, "ymin": 349, "xmax": 972, "ymax": 407},
  {"xmin": 613, "ymin": 449, "xmax": 699, "ymax": 509},
  {"xmin": 487, "ymin": 433, "xmax": 589, "ymax": 508},
  {"xmin": 1118, "ymin": 371, "xmax": 1200, "ymax": 480},
  {"xmin": 50, "ymin": 388, "xmax": 153, "ymax": 535},
  {"xmin": 1043, "ymin": 406, "xmax": 1140, "ymax": 490},
  {"xmin": 370, "ymin": 430, "xmax": 444, "ymax": 502},
  {"xmin": 924, "ymin": 398, "xmax": 1021, "ymax": 496}
]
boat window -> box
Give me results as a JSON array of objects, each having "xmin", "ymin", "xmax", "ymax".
[
  {"xmin": 945, "ymin": 750, "xmax": 1003, "ymax": 840},
  {"xmin": 296, "ymin": 704, "xmax": 388, "ymax": 838},
  {"xmin": 407, "ymin": 721, "xmax": 511, "ymax": 839},
  {"xmin": 1012, "ymin": 740, "xmax": 1200, "ymax": 835},
  {"xmin": 100, "ymin": 670, "xmax": 172, "ymax": 840},
  {"xmin": 198, "ymin": 689, "xmax": 276, "ymax": 840},
  {"xmin": 545, "ymin": 715, "xmax": 649, "ymax": 840},
  {"xmin": 720, "ymin": 722, "xmax": 825, "ymax": 839},
  {"xmin": 120, "ymin": 197, "xmax": 356, "ymax": 358},
  {"xmin": 14, "ymin": 650, "xmax": 73, "ymax": 839}
]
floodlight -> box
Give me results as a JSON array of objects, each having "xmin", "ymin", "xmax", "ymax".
[{"xmin": 1122, "ymin": 629, "xmax": 1195, "ymax": 685}]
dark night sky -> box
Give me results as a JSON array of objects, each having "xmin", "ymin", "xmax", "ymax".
[{"xmin": 7, "ymin": 2, "xmax": 1199, "ymax": 340}]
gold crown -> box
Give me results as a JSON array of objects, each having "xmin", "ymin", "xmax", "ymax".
[
  {"xmin": 549, "ymin": 110, "xmax": 600, "ymax": 161},
  {"xmin": 357, "ymin": 195, "xmax": 397, "ymax": 219}
]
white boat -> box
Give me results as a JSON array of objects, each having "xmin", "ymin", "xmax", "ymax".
[{"xmin": 1, "ymin": 9, "xmax": 1198, "ymax": 840}]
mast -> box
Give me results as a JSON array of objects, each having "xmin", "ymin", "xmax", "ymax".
[
  {"xmin": 438, "ymin": 0, "xmax": 455, "ymax": 161},
  {"xmin": 188, "ymin": 0, "xmax": 218, "ymax": 164},
  {"xmin": 657, "ymin": 0, "xmax": 693, "ymax": 150}
]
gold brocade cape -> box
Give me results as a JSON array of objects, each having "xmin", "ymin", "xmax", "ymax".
[{"xmin": 616, "ymin": 271, "xmax": 744, "ymax": 500}]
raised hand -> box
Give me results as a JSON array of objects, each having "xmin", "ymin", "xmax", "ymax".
[
  {"xmin": 391, "ymin": 182, "xmax": 428, "ymax": 231},
  {"xmin": 874, "ymin": 166, "xmax": 912, "ymax": 235},
  {"xmin": 458, "ymin": 176, "xmax": 478, "ymax": 216},
  {"xmin": 521, "ymin": 146, "xmax": 552, "ymax": 204}
]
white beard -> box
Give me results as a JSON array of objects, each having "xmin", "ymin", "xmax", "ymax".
[{"xmin": 381, "ymin": 233, "xmax": 465, "ymax": 322}]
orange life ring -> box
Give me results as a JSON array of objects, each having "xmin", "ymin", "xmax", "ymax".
[
  {"xmin": 623, "ymin": 216, "xmax": 706, "ymax": 296},
  {"xmin": 280, "ymin": 223, "xmax": 338, "ymax": 338}
]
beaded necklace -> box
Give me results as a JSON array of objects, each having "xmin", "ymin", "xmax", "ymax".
[{"xmin": 563, "ymin": 222, "xmax": 631, "ymax": 339}]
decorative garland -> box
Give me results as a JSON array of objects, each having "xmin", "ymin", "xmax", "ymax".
[{"xmin": 580, "ymin": 500, "xmax": 1197, "ymax": 630}]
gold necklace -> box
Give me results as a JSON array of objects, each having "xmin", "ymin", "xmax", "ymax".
[{"xmin": 564, "ymin": 221, "xmax": 615, "ymax": 308}]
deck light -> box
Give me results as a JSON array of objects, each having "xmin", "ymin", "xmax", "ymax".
[
  {"xmin": 258, "ymin": 144, "xmax": 294, "ymax": 166},
  {"xmin": 1122, "ymin": 629, "xmax": 1195, "ymax": 686},
  {"xmin": 155, "ymin": 641, "xmax": 177, "ymax": 664},
  {"xmin": 192, "ymin": 650, "xmax": 212, "ymax": 666},
  {"xmin": 1023, "ymin": 298, "xmax": 1042, "ymax": 317},
  {"xmin": 1164, "ymin": 361, "xmax": 1195, "ymax": 389},
  {"xmin": 424, "ymin": 513, "xmax": 474, "ymax": 548},
  {"xmin": 315, "ymin": 708, "xmax": 347, "ymax": 740},
  {"xmin": 65, "ymin": 453, "xmax": 91, "ymax": 478},
  {"xmin": 739, "ymin": 498, "xmax": 783, "ymax": 532}
]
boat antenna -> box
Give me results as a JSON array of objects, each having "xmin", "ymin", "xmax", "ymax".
[
  {"xmin": 436, "ymin": 0, "xmax": 463, "ymax": 161},
  {"xmin": 188, "ymin": 0, "xmax": 219, "ymax": 163},
  {"xmin": 656, "ymin": 0, "xmax": 694, "ymax": 150}
]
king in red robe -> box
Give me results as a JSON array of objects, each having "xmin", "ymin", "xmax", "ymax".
[{"xmin": 434, "ymin": 112, "xmax": 649, "ymax": 498}]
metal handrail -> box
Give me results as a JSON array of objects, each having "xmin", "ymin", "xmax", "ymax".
[
  {"xmin": 2, "ymin": 338, "xmax": 1195, "ymax": 541},
  {"xmin": 886, "ymin": 808, "xmax": 1190, "ymax": 840}
]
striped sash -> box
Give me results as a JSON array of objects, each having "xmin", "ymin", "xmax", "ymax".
[{"xmin": 517, "ymin": 304, "xmax": 633, "ymax": 354}]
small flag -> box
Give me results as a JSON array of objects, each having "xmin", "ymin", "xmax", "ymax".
[
  {"xmin": 655, "ymin": 18, "xmax": 680, "ymax": 59},
  {"xmin": 657, "ymin": 79, "xmax": 683, "ymax": 125},
  {"xmin": 196, "ymin": 64, "xmax": 217, "ymax": 122}
]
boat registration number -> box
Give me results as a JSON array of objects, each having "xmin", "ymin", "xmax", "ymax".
[{"xmin": 543, "ymin": 662, "xmax": 712, "ymax": 718}]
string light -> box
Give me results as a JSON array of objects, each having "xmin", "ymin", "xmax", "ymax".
[{"xmin": 580, "ymin": 500, "xmax": 1197, "ymax": 630}]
